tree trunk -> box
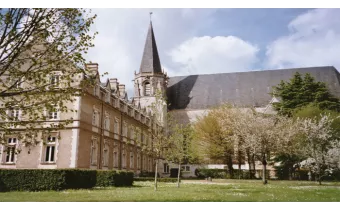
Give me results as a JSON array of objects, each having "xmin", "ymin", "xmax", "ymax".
[
  {"xmin": 288, "ymin": 167, "xmax": 292, "ymax": 181},
  {"xmin": 227, "ymin": 154, "xmax": 234, "ymax": 178},
  {"xmin": 262, "ymin": 154, "xmax": 268, "ymax": 185},
  {"xmin": 177, "ymin": 163, "xmax": 181, "ymax": 188},
  {"xmin": 252, "ymin": 154, "xmax": 256, "ymax": 179},
  {"xmin": 238, "ymin": 162, "xmax": 241, "ymax": 179},
  {"xmin": 154, "ymin": 159, "xmax": 158, "ymax": 191}
]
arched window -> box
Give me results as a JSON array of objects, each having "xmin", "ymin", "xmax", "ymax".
[{"xmin": 144, "ymin": 82, "xmax": 151, "ymax": 96}]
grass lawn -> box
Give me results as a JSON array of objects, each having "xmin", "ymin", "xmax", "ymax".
[{"xmin": 1, "ymin": 179, "xmax": 340, "ymax": 202}]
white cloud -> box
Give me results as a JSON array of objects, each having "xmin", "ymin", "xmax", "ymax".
[
  {"xmin": 168, "ymin": 36, "xmax": 259, "ymax": 76},
  {"xmin": 86, "ymin": 9, "xmax": 217, "ymax": 97},
  {"xmin": 266, "ymin": 9, "xmax": 340, "ymax": 70}
]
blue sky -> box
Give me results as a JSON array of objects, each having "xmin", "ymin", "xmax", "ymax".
[{"xmin": 87, "ymin": 8, "xmax": 340, "ymax": 96}]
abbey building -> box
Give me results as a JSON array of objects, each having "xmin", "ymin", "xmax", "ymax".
[{"xmin": 1, "ymin": 21, "xmax": 340, "ymax": 176}]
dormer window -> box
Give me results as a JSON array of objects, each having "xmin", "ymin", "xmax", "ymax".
[{"xmin": 144, "ymin": 82, "xmax": 151, "ymax": 96}]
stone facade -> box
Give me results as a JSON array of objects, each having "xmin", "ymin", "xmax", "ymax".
[{"xmin": 0, "ymin": 63, "xmax": 156, "ymax": 172}]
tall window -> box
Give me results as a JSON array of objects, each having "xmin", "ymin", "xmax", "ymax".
[
  {"xmin": 103, "ymin": 142, "xmax": 109, "ymax": 167},
  {"xmin": 114, "ymin": 118, "xmax": 119, "ymax": 134},
  {"xmin": 164, "ymin": 163, "xmax": 170, "ymax": 173},
  {"xmin": 91, "ymin": 138, "xmax": 98, "ymax": 165},
  {"xmin": 144, "ymin": 82, "xmax": 151, "ymax": 96},
  {"xmin": 130, "ymin": 151, "xmax": 134, "ymax": 169},
  {"xmin": 92, "ymin": 109, "xmax": 99, "ymax": 126},
  {"xmin": 122, "ymin": 152, "xmax": 126, "ymax": 168},
  {"xmin": 143, "ymin": 156, "xmax": 146, "ymax": 171},
  {"xmin": 113, "ymin": 144, "xmax": 118, "ymax": 168},
  {"xmin": 130, "ymin": 127, "xmax": 135, "ymax": 140},
  {"xmin": 9, "ymin": 109, "xmax": 19, "ymax": 121},
  {"xmin": 5, "ymin": 137, "xmax": 17, "ymax": 163},
  {"xmin": 123, "ymin": 122, "xmax": 127, "ymax": 137},
  {"xmin": 137, "ymin": 153, "xmax": 141, "ymax": 169},
  {"xmin": 44, "ymin": 136, "xmax": 57, "ymax": 163},
  {"xmin": 104, "ymin": 116, "xmax": 110, "ymax": 131},
  {"xmin": 48, "ymin": 105, "xmax": 58, "ymax": 120}
]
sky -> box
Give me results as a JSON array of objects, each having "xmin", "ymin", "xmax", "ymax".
[{"xmin": 86, "ymin": 8, "xmax": 340, "ymax": 97}]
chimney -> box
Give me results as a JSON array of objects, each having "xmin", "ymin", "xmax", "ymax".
[
  {"xmin": 119, "ymin": 84, "xmax": 125, "ymax": 98},
  {"xmin": 86, "ymin": 63, "xmax": 98, "ymax": 76},
  {"xmin": 109, "ymin": 78, "xmax": 118, "ymax": 91}
]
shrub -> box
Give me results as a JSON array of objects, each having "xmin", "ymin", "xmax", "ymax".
[
  {"xmin": 195, "ymin": 169, "xmax": 228, "ymax": 179},
  {"xmin": 96, "ymin": 170, "xmax": 116, "ymax": 187},
  {"xmin": 113, "ymin": 171, "xmax": 134, "ymax": 187},
  {"xmin": 138, "ymin": 170, "xmax": 159, "ymax": 178},
  {"xmin": 134, "ymin": 177, "xmax": 178, "ymax": 183},
  {"xmin": 0, "ymin": 169, "xmax": 96, "ymax": 192}
]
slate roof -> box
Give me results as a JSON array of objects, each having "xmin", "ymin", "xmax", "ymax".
[
  {"xmin": 167, "ymin": 66, "xmax": 340, "ymax": 110},
  {"xmin": 139, "ymin": 21, "xmax": 162, "ymax": 74}
]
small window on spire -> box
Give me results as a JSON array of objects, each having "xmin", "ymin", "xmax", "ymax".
[{"xmin": 144, "ymin": 82, "xmax": 151, "ymax": 96}]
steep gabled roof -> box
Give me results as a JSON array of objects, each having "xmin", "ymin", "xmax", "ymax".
[
  {"xmin": 167, "ymin": 66, "xmax": 340, "ymax": 110},
  {"xmin": 139, "ymin": 21, "xmax": 162, "ymax": 74}
]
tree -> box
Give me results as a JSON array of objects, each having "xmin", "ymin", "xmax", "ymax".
[
  {"xmin": 137, "ymin": 90, "xmax": 171, "ymax": 191},
  {"xmin": 194, "ymin": 108, "xmax": 235, "ymax": 177},
  {"xmin": 0, "ymin": 9, "xmax": 97, "ymax": 147},
  {"xmin": 166, "ymin": 123, "xmax": 195, "ymax": 188},
  {"xmin": 196, "ymin": 105, "xmax": 300, "ymax": 184},
  {"xmin": 273, "ymin": 72, "xmax": 340, "ymax": 116},
  {"xmin": 298, "ymin": 114, "xmax": 339, "ymax": 184}
]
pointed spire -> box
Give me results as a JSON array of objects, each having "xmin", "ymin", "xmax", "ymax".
[{"xmin": 139, "ymin": 20, "xmax": 162, "ymax": 74}]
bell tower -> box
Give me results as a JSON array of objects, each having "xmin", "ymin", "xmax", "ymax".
[{"xmin": 133, "ymin": 19, "xmax": 167, "ymax": 112}]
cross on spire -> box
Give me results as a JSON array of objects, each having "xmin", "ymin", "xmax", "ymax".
[{"xmin": 149, "ymin": 12, "xmax": 153, "ymax": 22}]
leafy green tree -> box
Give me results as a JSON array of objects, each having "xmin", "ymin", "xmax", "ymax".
[
  {"xmin": 0, "ymin": 9, "xmax": 97, "ymax": 147},
  {"xmin": 273, "ymin": 72, "xmax": 340, "ymax": 116},
  {"xmin": 194, "ymin": 110, "xmax": 235, "ymax": 177},
  {"xmin": 166, "ymin": 123, "xmax": 195, "ymax": 187}
]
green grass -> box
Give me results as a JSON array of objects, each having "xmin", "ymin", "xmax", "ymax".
[{"xmin": 1, "ymin": 179, "xmax": 340, "ymax": 202}]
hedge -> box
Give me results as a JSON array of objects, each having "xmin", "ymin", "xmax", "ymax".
[
  {"xmin": 134, "ymin": 177, "xmax": 179, "ymax": 183},
  {"xmin": 138, "ymin": 170, "xmax": 160, "ymax": 178},
  {"xmin": 0, "ymin": 169, "xmax": 96, "ymax": 192},
  {"xmin": 96, "ymin": 170, "xmax": 134, "ymax": 187},
  {"xmin": 0, "ymin": 169, "xmax": 134, "ymax": 192},
  {"xmin": 194, "ymin": 168, "xmax": 270, "ymax": 179}
]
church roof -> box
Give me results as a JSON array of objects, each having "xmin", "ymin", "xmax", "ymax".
[
  {"xmin": 167, "ymin": 66, "xmax": 340, "ymax": 110},
  {"xmin": 139, "ymin": 22, "xmax": 162, "ymax": 74}
]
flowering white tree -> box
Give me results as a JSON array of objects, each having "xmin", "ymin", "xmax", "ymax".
[
  {"xmin": 195, "ymin": 104, "xmax": 300, "ymax": 184},
  {"xmin": 298, "ymin": 114, "xmax": 339, "ymax": 184}
]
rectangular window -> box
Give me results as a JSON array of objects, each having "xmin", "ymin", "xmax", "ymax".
[
  {"xmin": 130, "ymin": 152, "xmax": 134, "ymax": 169},
  {"xmin": 92, "ymin": 110, "xmax": 99, "ymax": 126},
  {"xmin": 49, "ymin": 105, "xmax": 58, "ymax": 120},
  {"xmin": 123, "ymin": 122, "xmax": 127, "ymax": 137},
  {"xmin": 122, "ymin": 153, "xmax": 126, "ymax": 168},
  {"xmin": 137, "ymin": 153, "xmax": 140, "ymax": 169},
  {"xmin": 114, "ymin": 119, "xmax": 119, "ymax": 134},
  {"xmin": 50, "ymin": 74, "xmax": 60, "ymax": 87},
  {"xmin": 103, "ymin": 143, "xmax": 109, "ymax": 167},
  {"xmin": 9, "ymin": 109, "xmax": 20, "ymax": 121},
  {"xmin": 5, "ymin": 137, "xmax": 17, "ymax": 163},
  {"xmin": 44, "ymin": 136, "xmax": 56, "ymax": 163},
  {"xmin": 181, "ymin": 165, "xmax": 191, "ymax": 172},
  {"xmin": 104, "ymin": 117, "xmax": 110, "ymax": 131},
  {"xmin": 113, "ymin": 147, "xmax": 118, "ymax": 168},
  {"xmin": 91, "ymin": 138, "xmax": 98, "ymax": 165},
  {"xmin": 130, "ymin": 127, "xmax": 134, "ymax": 140},
  {"xmin": 164, "ymin": 163, "xmax": 170, "ymax": 173}
]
